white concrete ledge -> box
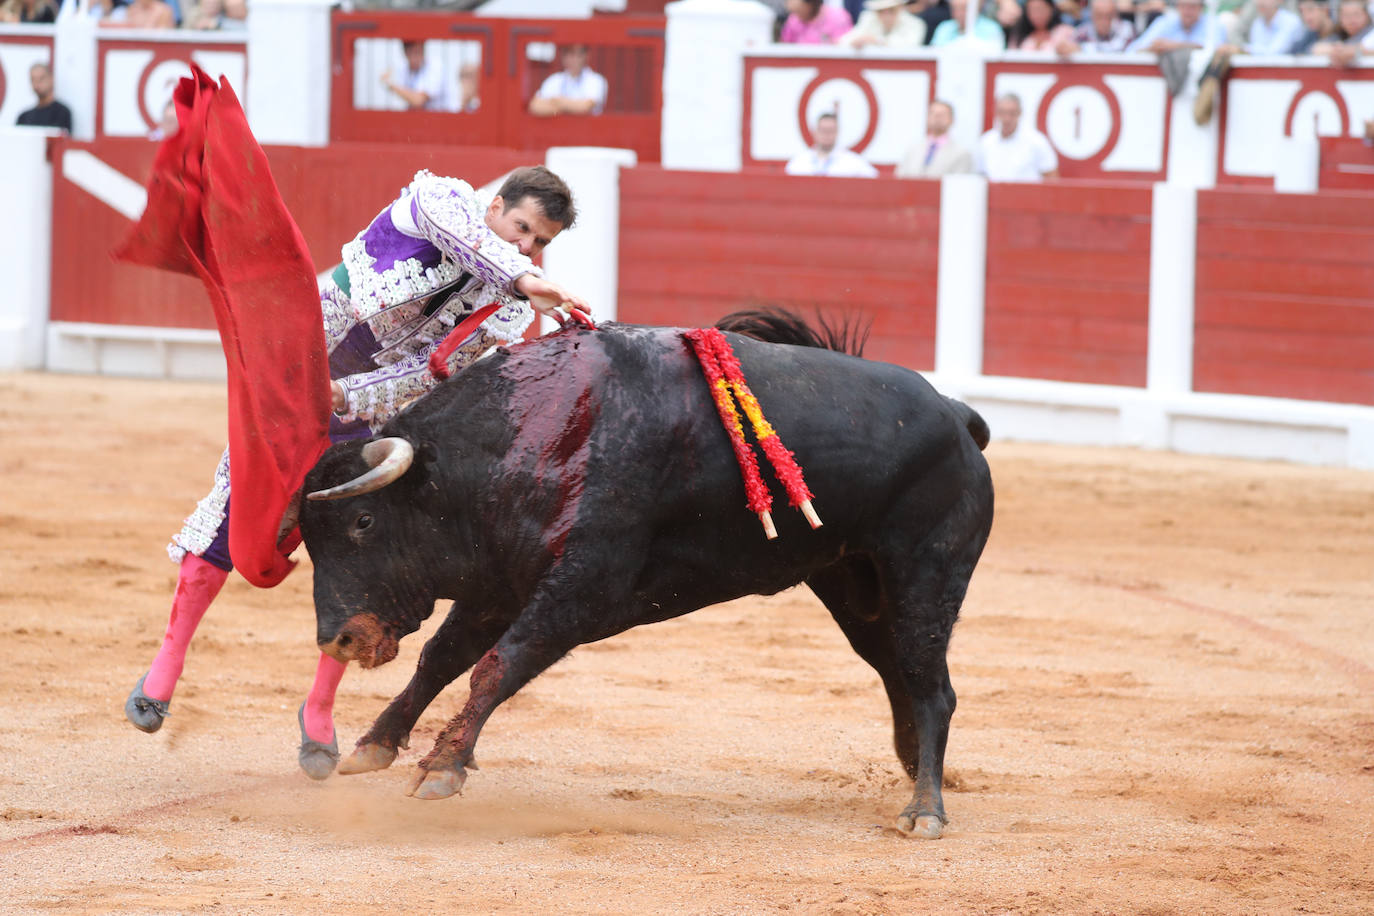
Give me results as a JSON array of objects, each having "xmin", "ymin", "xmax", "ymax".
[
  {"xmin": 929, "ymin": 373, "xmax": 1374, "ymax": 469},
  {"xmin": 47, "ymin": 322, "xmax": 225, "ymax": 380}
]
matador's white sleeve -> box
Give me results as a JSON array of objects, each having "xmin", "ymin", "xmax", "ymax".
[{"xmin": 407, "ymin": 173, "xmax": 541, "ymax": 297}]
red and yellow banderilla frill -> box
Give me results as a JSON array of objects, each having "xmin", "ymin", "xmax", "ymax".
[{"xmin": 683, "ymin": 327, "xmax": 822, "ymax": 540}]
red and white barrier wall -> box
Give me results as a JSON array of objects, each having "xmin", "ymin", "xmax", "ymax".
[{"xmin": 612, "ymin": 169, "xmax": 1374, "ymax": 468}]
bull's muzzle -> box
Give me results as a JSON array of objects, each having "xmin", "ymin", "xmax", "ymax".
[{"xmin": 319, "ymin": 613, "xmax": 400, "ymax": 669}]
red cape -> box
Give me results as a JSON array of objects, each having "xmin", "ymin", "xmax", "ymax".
[{"xmin": 115, "ymin": 66, "xmax": 331, "ymax": 588}]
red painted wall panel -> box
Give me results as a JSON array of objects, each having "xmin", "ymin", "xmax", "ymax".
[
  {"xmin": 617, "ymin": 167, "xmax": 941, "ymax": 371},
  {"xmin": 50, "ymin": 139, "xmax": 532, "ymax": 330},
  {"xmin": 983, "ymin": 181, "xmax": 1153, "ymax": 387},
  {"xmin": 1194, "ymin": 187, "xmax": 1374, "ymax": 406}
]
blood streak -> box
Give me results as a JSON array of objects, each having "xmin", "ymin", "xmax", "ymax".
[{"xmin": 497, "ymin": 329, "xmax": 604, "ymax": 561}]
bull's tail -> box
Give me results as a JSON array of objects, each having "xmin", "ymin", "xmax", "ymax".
[
  {"xmin": 714, "ymin": 308, "xmax": 869, "ymax": 358},
  {"xmin": 944, "ymin": 396, "xmax": 990, "ymax": 452},
  {"xmin": 715, "ymin": 308, "xmax": 990, "ymax": 452}
]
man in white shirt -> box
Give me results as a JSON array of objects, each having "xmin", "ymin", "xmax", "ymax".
[
  {"xmin": 528, "ymin": 44, "xmax": 608, "ymax": 117},
  {"xmin": 382, "ymin": 41, "xmax": 447, "ymax": 111},
  {"xmin": 784, "ymin": 112, "xmax": 879, "ymax": 178},
  {"xmin": 977, "ymin": 94, "xmax": 1059, "ymax": 182}
]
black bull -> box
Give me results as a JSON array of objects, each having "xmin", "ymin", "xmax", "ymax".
[{"xmin": 299, "ymin": 315, "xmax": 994, "ymax": 838}]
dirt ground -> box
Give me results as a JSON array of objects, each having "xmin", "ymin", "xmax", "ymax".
[{"xmin": 1, "ymin": 370, "xmax": 1371, "ymax": 916}]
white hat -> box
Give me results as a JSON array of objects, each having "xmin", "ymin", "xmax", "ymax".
[{"xmin": 864, "ymin": 0, "xmax": 907, "ymax": 10}]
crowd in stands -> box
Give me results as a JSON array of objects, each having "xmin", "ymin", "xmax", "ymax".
[
  {"xmin": 773, "ymin": 0, "xmax": 1374, "ymax": 64},
  {"xmin": 0, "ymin": 0, "xmax": 244, "ymax": 29},
  {"xmin": 773, "ymin": 0, "xmax": 1372, "ymax": 178}
]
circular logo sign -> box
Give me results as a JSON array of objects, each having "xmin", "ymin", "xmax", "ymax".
[{"xmin": 797, "ymin": 76, "xmax": 879, "ymax": 153}]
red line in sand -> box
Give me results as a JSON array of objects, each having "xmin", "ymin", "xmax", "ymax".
[
  {"xmin": 1060, "ymin": 570, "xmax": 1374, "ymax": 694},
  {"xmin": 0, "ymin": 773, "xmax": 301, "ymax": 852}
]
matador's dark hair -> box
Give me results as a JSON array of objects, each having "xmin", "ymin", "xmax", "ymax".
[{"xmin": 498, "ymin": 166, "xmax": 577, "ymax": 231}]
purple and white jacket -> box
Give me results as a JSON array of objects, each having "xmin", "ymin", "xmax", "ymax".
[{"xmin": 325, "ymin": 169, "xmax": 541, "ymax": 429}]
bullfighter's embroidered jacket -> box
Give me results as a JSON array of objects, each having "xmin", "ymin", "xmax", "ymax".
[{"xmin": 324, "ymin": 169, "xmax": 540, "ymax": 427}]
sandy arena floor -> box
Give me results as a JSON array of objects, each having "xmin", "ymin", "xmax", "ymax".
[{"xmin": 1, "ymin": 370, "xmax": 1371, "ymax": 915}]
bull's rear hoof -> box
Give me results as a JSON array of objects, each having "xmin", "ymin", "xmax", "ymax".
[
  {"xmin": 896, "ymin": 813, "xmax": 945, "ymax": 839},
  {"xmin": 406, "ymin": 766, "xmax": 466, "ymax": 800},
  {"xmin": 338, "ymin": 742, "xmax": 399, "ymax": 775}
]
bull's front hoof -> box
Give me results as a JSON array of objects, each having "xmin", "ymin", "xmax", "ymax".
[
  {"xmin": 338, "ymin": 741, "xmax": 398, "ymax": 775},
  {"xmin": 406, "ymin": 765, "xmax": 467, "ymax": 800},
  {"xmin": 297, "ymin": 704, "xmax": 340, "ymax": 781},
  {"xmin": 895, "ymin": 812, "xmax": 945, "ymax": 839}
]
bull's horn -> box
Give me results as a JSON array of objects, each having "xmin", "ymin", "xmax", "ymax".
[
  {"xmin": 276, "ymin": 488, "xmax": 303, "ymax": 544},
  {"xmin": 306, "ymin": 437, "xmax": 415, "ymax": 501}
]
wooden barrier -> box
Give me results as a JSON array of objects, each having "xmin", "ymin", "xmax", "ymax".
[
  {"xmin": 617, "ymin": 167, "xmax": 941, "ymax": 370},
  {"xmin": 329, "ymin": 11, "xmax": 664, "ymax": 161},
  {"xmin": 49, "ymin": 138, "xmax": 532, "ymax": 330},
  {"xmin": 1193, "ymin": 187, "xmax": 1374, "ymax": 406},
  {"xmin": 983, "ymin": 181, "xmax": 1153, "ymax": 387}
]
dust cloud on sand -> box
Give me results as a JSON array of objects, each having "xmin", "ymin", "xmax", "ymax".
[{"xmin": 1, "ymin": 372, "xmax": 1371, "ymax": 914}]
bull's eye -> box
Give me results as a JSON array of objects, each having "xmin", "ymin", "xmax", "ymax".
[{"xmin": 355, "ymin": 514, "xmax": 374, "ymax": 531}]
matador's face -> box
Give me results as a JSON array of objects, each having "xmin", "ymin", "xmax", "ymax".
[{"xmin": 485, "ymin": 196, "xmax": 564, "ymax": 258}]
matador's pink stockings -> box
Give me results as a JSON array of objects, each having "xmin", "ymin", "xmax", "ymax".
[
  {"xmin": 142, "ymin": 555, "xmax": 229, "ymax": 701},
  {"xmin": 303, "ymin": 652, "xmax": 348, "ymax": 744}
]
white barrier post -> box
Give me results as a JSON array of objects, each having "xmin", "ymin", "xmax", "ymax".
[
  {"xmin": 541, "ymin": 147, "xmax": 638, "ymax": 332},
  {"xmin": 1128, "ymin": 181, "xmax": 1198, "ymax": 447},
  {"xmin": 1164, "ymin": 49, "xmax": 1219, "ymax": 188},
  {"xmin": 935, "ymin": 45, "xmax": 987, "ymax": 155},
  {"xmin": 662, "ymin": 0, "xmax": 774, "ymax": 171},
  {"xmin": 246, "ymin": 0, "xmax": 333, "ymax": 145},
  {"xmin": 52, "ymin": 11, "xmax": 97, "ymax": 141},
  {"xmin": 0, "ymin": 129, "xmax": 55, "ymax": 370},
  {"xmin": 934, "ymin": 173, "xmax": 988, "ymax": 382}
]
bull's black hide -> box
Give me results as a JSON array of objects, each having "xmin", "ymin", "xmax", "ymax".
[{"xmin": 300, "ymin": 312, "xmax": 994, "ymax": 837}]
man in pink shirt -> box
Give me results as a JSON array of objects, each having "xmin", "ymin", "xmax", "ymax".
[{"xmin": 781, "ymin": 0, "xmax": 853, "ymax": 44}]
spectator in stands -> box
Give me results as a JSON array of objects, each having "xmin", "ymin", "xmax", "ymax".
[
  {"xmin": 16, "ymin": 63, "xmax": 72, "ymax": 133},
  {"xmin": 1008, "ymin": 0, "xmax": 1077, "ymax": 48},
  {"xmin": 381, "ymin": 40, "xmax": 446, "ymax": 112},
  {"xmin": 977, "ymin": 93, "xmax": 1059, "ymax": 181},
  {"xmin": 81, "ymin": 0, "xmax": 126, "ymax": 22},
  {"xmin": 107, "ymin": 0, "xmax": 175, "ymax": 29},
  {"xmin": 896, "ymin": 100, "xmax": 974, "ymax": 178},
  {"xmin": 1293, "ymin": 0, "xmax": 1339, "ymax": 52},
  {"xmin": 780, "ymin": 0, "xmax": 853, "ymax": 44},
  {"xmin": 528, "ymin": 44, "xmax": 608, "ymax": 117},
  {"xmin": 457, "ymin": 62, "xmax": 481, "ymax": 113},
  {"xmin": 1058, "ymin": 0, "xmax": 1137, "ymax": 52},
  {"xmin": 190, "ymin": 0, "xmax": 246, "ymax": 30},
  {"xmin": 1126, "ymin": 0, "xmax": 1227, "ymax": 52},
  {"xmin": 841, "ymin": 0, "xmax": 928, "ymax": 48},
  {"xmin": 906, "ymin": 0, "xmax": 950, "ymax": 41},
  {"xmin": 785, "ymin": 111, "xmax": 879, "ymax": 177},
  {"xmin": 15, "ymin": 0, "xmax": 56, "ymax": 22},
  {"xmin": 0, "ymin": 0, "xmax": 21, "ymax": 22},
  {"xmin": 1232, "ymin": 0, "xmax": 1305, "ymax": 52},
  {"xmin": 1313, "ymin": 0, "xmax": 1373, "ymax": 64},
  {"xmin": 1190, "ymin": 0, "xmax": 1303, "ymax": 121},
  {"xmin": 930, "ymin": 0, "xmax": 1008, "ymax": 48}
]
